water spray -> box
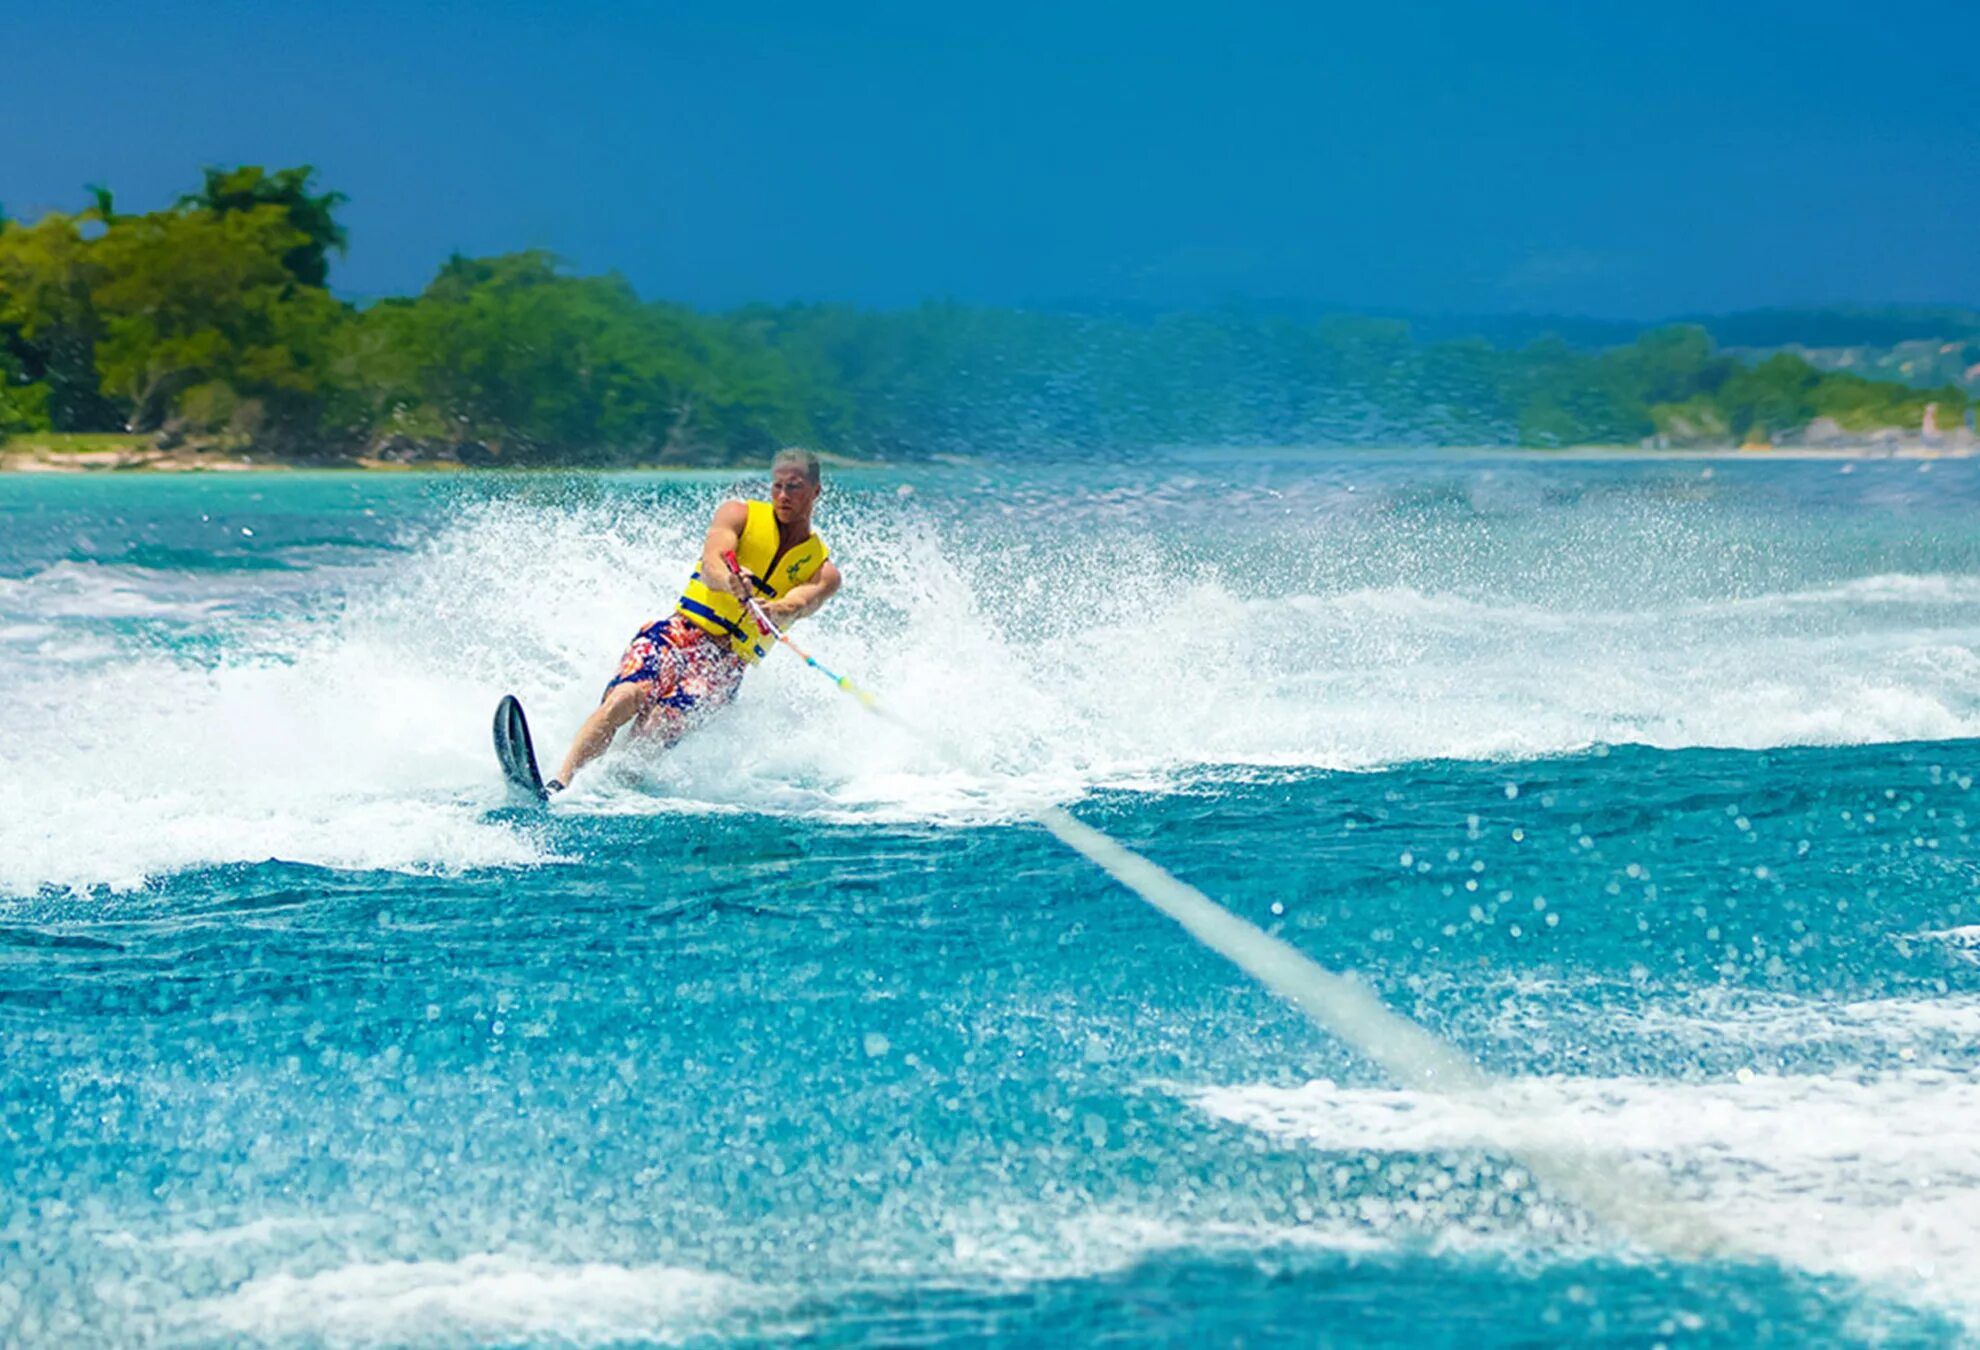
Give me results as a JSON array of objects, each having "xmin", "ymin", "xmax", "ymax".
[{"xmin": 722, "ymin": 551, "xmax": 1729, "ymax": 1259}]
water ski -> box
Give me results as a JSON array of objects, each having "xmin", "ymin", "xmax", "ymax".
[{"xmin": 492, "ymin": 694, "xmax": 548, "ymax": 802}]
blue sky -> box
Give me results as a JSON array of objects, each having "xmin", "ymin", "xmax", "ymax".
[{"xmin": 8, "ymin": 0, "xmax": 1976, "ymax": 317}]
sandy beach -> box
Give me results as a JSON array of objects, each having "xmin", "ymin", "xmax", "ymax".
[{"xmin": 3, "ymin": 433, "xmax": 1973, "ymax": 473}]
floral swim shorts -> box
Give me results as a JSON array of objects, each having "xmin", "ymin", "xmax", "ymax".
[{"xmin": 604, "ymin": 613, "xmax": 745, "ymax": 742}]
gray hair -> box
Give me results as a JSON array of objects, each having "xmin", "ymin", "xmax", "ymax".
[{"xmin": 771, "ymin": 446, "xmax": 821, "ymax": 485}]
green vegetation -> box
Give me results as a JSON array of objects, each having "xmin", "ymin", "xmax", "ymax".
[
  {"xmin": 4, "ymin": 432, "xmax": 156, "ymax": 451},
  {"xmin": 0, "ymin": 167, "xmax": 1967, "ymax": 463}
]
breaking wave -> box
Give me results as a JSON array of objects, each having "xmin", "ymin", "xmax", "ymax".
[{"xmin": 5, "ymin": 475, "xmax": 1980, "ymax": 894}]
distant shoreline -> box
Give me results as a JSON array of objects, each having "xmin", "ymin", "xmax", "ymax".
[
  {"xmin": 1510, "ymin": 443, "xmax": 1978, "ymax": 462},
  {"xmin": 0, "ymin": 435, "xmax": 881, "ymax": 474},
  {"xmin": 1, "ymin": 435, "xmax": 1973, "ymax": 474}
]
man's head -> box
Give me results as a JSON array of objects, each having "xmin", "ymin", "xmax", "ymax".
[{"xmin": 769, "ymin": 447, "xmax": 822, "ymax": 524}]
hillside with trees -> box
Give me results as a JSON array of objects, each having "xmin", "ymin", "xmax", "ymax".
[{"xmin": 1, "ymin": 167, "xmax": 1969, "ymax": 465}]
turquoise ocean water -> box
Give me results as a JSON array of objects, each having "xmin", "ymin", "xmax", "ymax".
[{"xmin": 4, "ymin": 455, "xmax": 1979, "ymax": 1345}]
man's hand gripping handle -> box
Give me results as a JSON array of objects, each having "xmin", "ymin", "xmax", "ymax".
[{"xmin": 722, "ymin": 550, "xmax": 782, "ymax": 638}]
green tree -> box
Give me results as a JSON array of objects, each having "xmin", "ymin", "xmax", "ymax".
[
  {"xmin": 1608, "ymin": 325, "xmax": 1732, "ymax": 405},
  {"xmin": 1808, "ymin": 370, "xmax": 1965, "ymax": 432},
  {"xmin": 89, "ymin": 203, "xmax": 347, "ymax": 445},
  {"xmin": 0, "ymin": 339, "xmax": 52, "ymax": 437},
  {"xmin": 0, "ymin": 208, "xmax": 120, "ymax": 430},
  {"xmin": 181, "ymin": 165, "xmax": 349, "ymax": 287},
  {"xmin": 353, "ymin": 251, "xmax": 811, "ymax": 463},
  {"xmin": 1718, "ymin": 353, "xmax": 1819, "ymax": 440}
]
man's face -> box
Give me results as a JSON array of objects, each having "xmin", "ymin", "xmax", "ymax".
[{"xmin": 770, "ymin": 467, "xmax": 820, "ymax": 522}]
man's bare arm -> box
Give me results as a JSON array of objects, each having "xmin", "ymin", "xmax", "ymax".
[
  {"xmin": 761, "ymin": 560, "xmax": 842, "ymax": 625},
  {"xmin": 700, "ymin": 500, "xmax": 753, "ymax": 602}
]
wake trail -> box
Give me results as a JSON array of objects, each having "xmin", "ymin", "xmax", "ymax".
[
  {"xmin": 753, "ymin": 611, "xmax": 1734, "ymax": 1262},
  {"xmin": 1036, "ymin": 807, "xmax": 1729, "ymax": 1259}
]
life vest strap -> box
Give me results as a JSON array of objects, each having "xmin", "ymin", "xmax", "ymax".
[{"xmin": 678, "ymin": 596, "xmax": 751, "ymax": 644}]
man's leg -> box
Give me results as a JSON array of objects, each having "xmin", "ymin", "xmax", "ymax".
[{"xmin": 553, "ymin": 681, "xmax": 649, "ymax": 788}]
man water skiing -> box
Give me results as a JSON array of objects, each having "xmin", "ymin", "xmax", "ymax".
[{"xmin": 544, "ymin": 447, "xmax": 841, "ymax": 793}]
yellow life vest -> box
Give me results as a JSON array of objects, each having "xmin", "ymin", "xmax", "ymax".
[{"xmin": 677, "ymin": 500, "xmax": 830, "ymax": 663}]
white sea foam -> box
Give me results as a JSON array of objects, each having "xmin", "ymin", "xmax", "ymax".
[
  {"xmin": 98, "ymin": 1213, "xmax": 372, "ymax": 1252},
  {"xmin": 0, "ymin": 561, "xmax": 243, "ymax": 622},
  {"xmin": 1908, "ymin": 926, "xmax": 1980, "ymax": 963},
  {"xmin": 5, "ymin": 489, "xmax": 1980, "ymax": 893},
  {"xmin": 938, "ymin": 1208, "xmax": 1393, "ymax": 1281},
  {"xmin": 189, "ymin": 1253, "xmax": 768, "ymax": 1346},
  {"xmin": 1769, "ymin": 572, "xmax": 1980, "ymax": 606},
  {"xmin": 1483, "ymin": 985, "xmax": 1980, "ymax": 1054},
  {"xmin": 1179, "ymin": 1069, "xmax": 1980, "ymax": 1324}
]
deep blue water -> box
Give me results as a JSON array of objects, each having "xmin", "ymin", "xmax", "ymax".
[{"xmin": 4, "ymin": 456, "xmax": 1980, "ymax": 1346}]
